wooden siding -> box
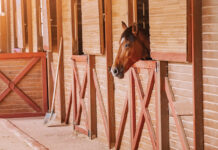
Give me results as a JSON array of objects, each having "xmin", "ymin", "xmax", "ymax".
[
  {"xmin": 81, "ymin": 0, "xmax": 104, "ymax": 55},
  {"xmin": 149, "ymin": 0, "xmax": 189, "ymax": 62}
]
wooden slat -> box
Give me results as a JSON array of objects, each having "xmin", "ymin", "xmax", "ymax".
[
  {"xmin": 81, "ymin": 0, "xmax": 104, "ymax": 55},
  {"xmin": 165, "ymin": 77, "xmax": 190, "ymax": 150},
  {"xmin": 115, "ymin": 96, "xmax": 128, "ymax": 150},
  {"xmin": 88, "ymin": 55, "xmax": 97, "ymax": 139},
  {"xmin": 93, "ymin": 69, "xmax": 109, "ymax": 141},
  {"xmin": 133, "ymin": 60, "xmax": 156, "ymax": 69},
  {"xmin": 192, "ymin": 0, "xmax": 204, "ymax": 149},
  {"xmin": 15, "ymin": 0, "xmax": 25, "ymax": 51},
  {"xmin": 71, "ymin": 55, "xmax": 88, "ymax": 62},
  {"xmin": 149, "ymin": 0, "xmax": 191, "ymax": 62},
  {"xmin": 26, "ymin": 0, "xmax": 33, "ymax": 52},
  {"xmin": 105, "ymin": 0, "xmax": 115, "ymax": 148},
  {"xmin": 155, "ymin": 61, "xmax": 169, "ymax": 150},
  {"xmin": 129, "ymin": 69, "xmax": 136, "ymax": 148}
]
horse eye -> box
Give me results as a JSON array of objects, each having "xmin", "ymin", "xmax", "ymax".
[{"xmin": 125, "ymin": 43, "xmax": 129, "ymax": 48}]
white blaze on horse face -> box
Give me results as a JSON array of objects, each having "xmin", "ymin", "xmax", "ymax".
[{"xmin": 120, "ymin": 37, "xmax": 125, "ymax": 45}]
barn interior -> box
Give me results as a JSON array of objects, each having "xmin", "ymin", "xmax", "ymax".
[{"xmin": 0, "ymin": 0, "xmax": 217, "ymax": 150}]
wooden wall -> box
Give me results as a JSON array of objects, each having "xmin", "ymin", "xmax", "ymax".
[
  {"xmin": 202, "ymin": 0, "xmax": 218, "ymax": 149},
  {"xmin": 2, "ymin": 0, "xmax": 218, "ymax": 149},
  {"xmin": 57, "ymin": 0, "xmax": 218, "ymax": 149}
]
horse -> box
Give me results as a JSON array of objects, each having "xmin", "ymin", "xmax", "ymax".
[{"xmin": 111, "ymin": 21, "xmax": 151, "ymax": 79}]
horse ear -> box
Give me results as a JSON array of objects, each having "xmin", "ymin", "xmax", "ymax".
[
  {"xmin": 121, "ymin": 21, "xmax": 127, "ymax": 30},
  {"xmin": 132, "ymin": 23, "xmax": 138, "ymax": 36}
]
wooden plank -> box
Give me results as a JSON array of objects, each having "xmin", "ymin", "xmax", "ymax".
[
  {"xmin": 93, "ymin": 69, "xmax": 109, "ymax": 141},
  {"xmin": 15, "ymin": 0, "xmax": 25, "ymax": 51},
  {"xmin": 0, "ymin": 15, "xmax": 7, "ymax": 53},
  {"xmin": 88, "ymin": 55, "xmax": 97, "ymax": 139},
  {"xmin": 165, "ymin": 77, "xmax": 189, "ymax": 150},
  {"xmin": 115, "ymin": 96, "xmax": 128, "ymax": 150},
  {"xmin": 0, "ymin": 52, "xmax": 45, "ymax": 59},
  {"xmin": 149, "ymin": 0, "xmax": 191, "ymax": 62},
  {"xmin": 155, "ymin": 61, "xmax": 169, "ymax": 150},
  {"xmin": 129, "ymin": 69, "xmax": 136, "ymax": 148},
  {"xmin": 151, "ymin": 52, "xmax": 187, "ymax": 62},
  {"xmin": 71, "ymin": 55, "xmax": 88, "ymax": 62},
  {"xmin": 0, "ymin": 112, "xmax": 45, "ymax": 118},
  {"xmin": 81, "ymin": 0, "xmax": 104, "ymax": 55},
  {"xmin": 192, "ymin": 0, "xmax": 204, "ymax": 149},
  {"xmin": 56, "ymin": 0, "xmax": 65, "ymax": 122},
  {"xmin": 26, "ymin": 0, "xmax": 33, "ymax": 52},
  {"xmin": 133, "ymin": 60, "xmax": 156, "ymax": 70},
  {"xmin": 105, "ymin": 0, "xmax": 115, "ymax": 148},
  {"xmin": 41, "ymin": 55, "xmax": 48, "ymax": 113},
  {"xmin": 35, "ymin": 0, "xmax": 43, "ymax": 51}
]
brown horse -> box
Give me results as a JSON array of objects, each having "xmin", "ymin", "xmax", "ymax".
[{"xmin": 111, "ymin": 21, "xmax": 151, "ymax": 79}]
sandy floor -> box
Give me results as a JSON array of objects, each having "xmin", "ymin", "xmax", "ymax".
[{"xmin": 0, "ymin": 117, "xmax": 108, "ymax": 150}]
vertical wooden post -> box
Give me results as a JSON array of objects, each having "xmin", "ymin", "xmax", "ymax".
[
  {"xmin": 105, "ymin": 0, "xmax": 115, "ymax": 148},
  {"xmin": 192, "ymin": 0, "xmax": 203, "ymax": 149},
  {"xmin": 155, "ymin": 61, "xmax": 169, "ymax": 150},
  {"xmin": 56, "ymin": 0, "xmax": 66, "ymax": 122},
  {"xmin": 26, "ymin": 0, "xmax": 33, "ymax": 52},
  {"xmin": 128, "ymin": 0, "xmax": 133, "ymax": 25},
  {"xmin": 5, "ymin": 0, "xmax": 11, "ymax": 52},
  {"xmin": 88, "ymin": 55, "xmax": 97, "ymax": 139},
  {"xmin": 129, "ymin": 69, "xmax": 136, "ymax": 148},
  {"xmin": 133, "ymin": 0, "xmax": 137, "ymax": 23}
]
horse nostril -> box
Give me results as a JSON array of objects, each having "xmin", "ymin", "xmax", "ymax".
[{"xmin": 113, "ymin": 68, "xmax": 119, "ymax": 75}]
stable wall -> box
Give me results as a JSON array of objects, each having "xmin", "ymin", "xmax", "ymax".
[{"xmin": 53, "ymin": 0, "xmax": 217, "ymax": 149}]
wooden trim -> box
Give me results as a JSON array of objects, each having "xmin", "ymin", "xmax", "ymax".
[
  {"xmin": 71, "ymin": 55, "xmax": 88, "ymax": 62},
  {"xmin": 42, "ymin": 55, "xmax": 48, "ymax": 113},
  {"xmin": 129, "ymin": 69, "xmax": 136, "ymax": 149},
  {"xmin": 192, "ymin": 0, "xmax": 204, "ymax": 149},
  {"xmin": 26, "ymin": 0, "xmax": 33, "ymax": 52},
  {"xmin": 133, "ymin": 60, "xmax": 156, "ymax": 69},
  {"xmin": 151, "ymin": 52, "xmax": 188, "ymax": 62},
  {"xmin": 0, "ymin": 112, "xmax": 45, "ymax": 118},
  {"xmin": 74, "ymin": 126, "xmax": 89, "ymax": 136},
  {"xmin": 0, "ymin": 52, "xmax": 46, "ymax": 59},
  {"xmin": 105, "ymin": 0, "xmax": 115, "ymax": 148},
  {"xmin": 88, "ymin": 55, "xmax": 97, "ymax": 139},
  {"xmin": 165, "ymin": 77, "xmax": 189, "ymax": 150},
  {"xmin": 93, "ymin": 69, "xmax": 109, "ymax": 140},
  {"xmin": 115, "ymin": 96, "xmax": 128, "ymax": 150},
  {"xmin": 155, "ymin": 61, "xmax": 169, "ymax": 150}
]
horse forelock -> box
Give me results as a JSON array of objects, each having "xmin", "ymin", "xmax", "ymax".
[{"xmin": 121, "ymin": 27, "xmax": 136, "ymax": 42}]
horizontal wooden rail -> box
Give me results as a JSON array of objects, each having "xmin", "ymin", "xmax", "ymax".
[{"xmin": 71, "ymin": 55, "xmax": 88, "ymax": 62}]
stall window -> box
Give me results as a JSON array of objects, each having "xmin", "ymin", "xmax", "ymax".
[{"xmin": 72, "ymin": 0, "xmax": 105, "ymax": 55}]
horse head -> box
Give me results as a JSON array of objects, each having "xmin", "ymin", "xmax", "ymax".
[{"xmin": 111, "ymin": 21, "xmax": 151, "ymax": 79}]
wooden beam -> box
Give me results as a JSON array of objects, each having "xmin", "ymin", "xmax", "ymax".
[
  {"xmin": 155, "ymin": 61, "xmax": 169, "ymax": 150},
  {"xmin": 88, "ymin": 55, "xmax": 97, "ymax": 139},
  {"xmin": 129, "ymin": 69, "xmax": 136, "ymax": 149},
  {"xmin": 26, "ymin": 0, "xmax": 33, "ymax": 52},
  {"xmin": 15, "ymin": 0, "xmax": 25, "ymax": 51},
  {"xmin": 105, "ymin": 0, "xmax": 115, "ymax": 148},
  {"xmin": 192, "ymin": 0, "xmax": 204, "ymax": 149},
  {"xmin": 165, "ymin": 77, "xmax": 189, "ymax": 150}
]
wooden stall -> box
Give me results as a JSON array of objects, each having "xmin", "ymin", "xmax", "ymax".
[
  {"xmin": 0, "ymin": 52, "xmax": 47, "ymax": 118},
  {"xmin": 1, "ymin": 0, "xmax": 218, "ymax": 150}
]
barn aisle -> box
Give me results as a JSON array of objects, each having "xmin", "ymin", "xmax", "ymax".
[{"xmin": 0, "ymin": 118, "xmax": 107, "ymax": 150}]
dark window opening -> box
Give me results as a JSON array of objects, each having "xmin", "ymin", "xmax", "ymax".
[{"xmin": 137, "ymin": 0, "xmax": 149, "ymax": 37}]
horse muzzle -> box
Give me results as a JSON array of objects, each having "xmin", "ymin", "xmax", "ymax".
[{"xmin": 111, "ymin": 66, "xmax": 124, "ymax": 79}]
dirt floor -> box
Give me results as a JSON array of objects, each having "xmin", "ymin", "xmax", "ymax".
[{"xmin": 0, "ymin": 117, "xmax": 108, "ymax": 150}]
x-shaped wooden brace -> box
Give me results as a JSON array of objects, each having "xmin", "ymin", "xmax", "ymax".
[
  {"xmin": 131, "ymin": 68, "xmax": 157, "ymax": 150},
  {"xmin": 0, "ymin": 58, "xmax": 41, "ymax": 112},
  {"xmin": 115, "ymin": 67, "xmax": 157, "ymax": 150},
  {"xmin": 72, "ymin": 60, "xmax": 89, "ymax": 131}
]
